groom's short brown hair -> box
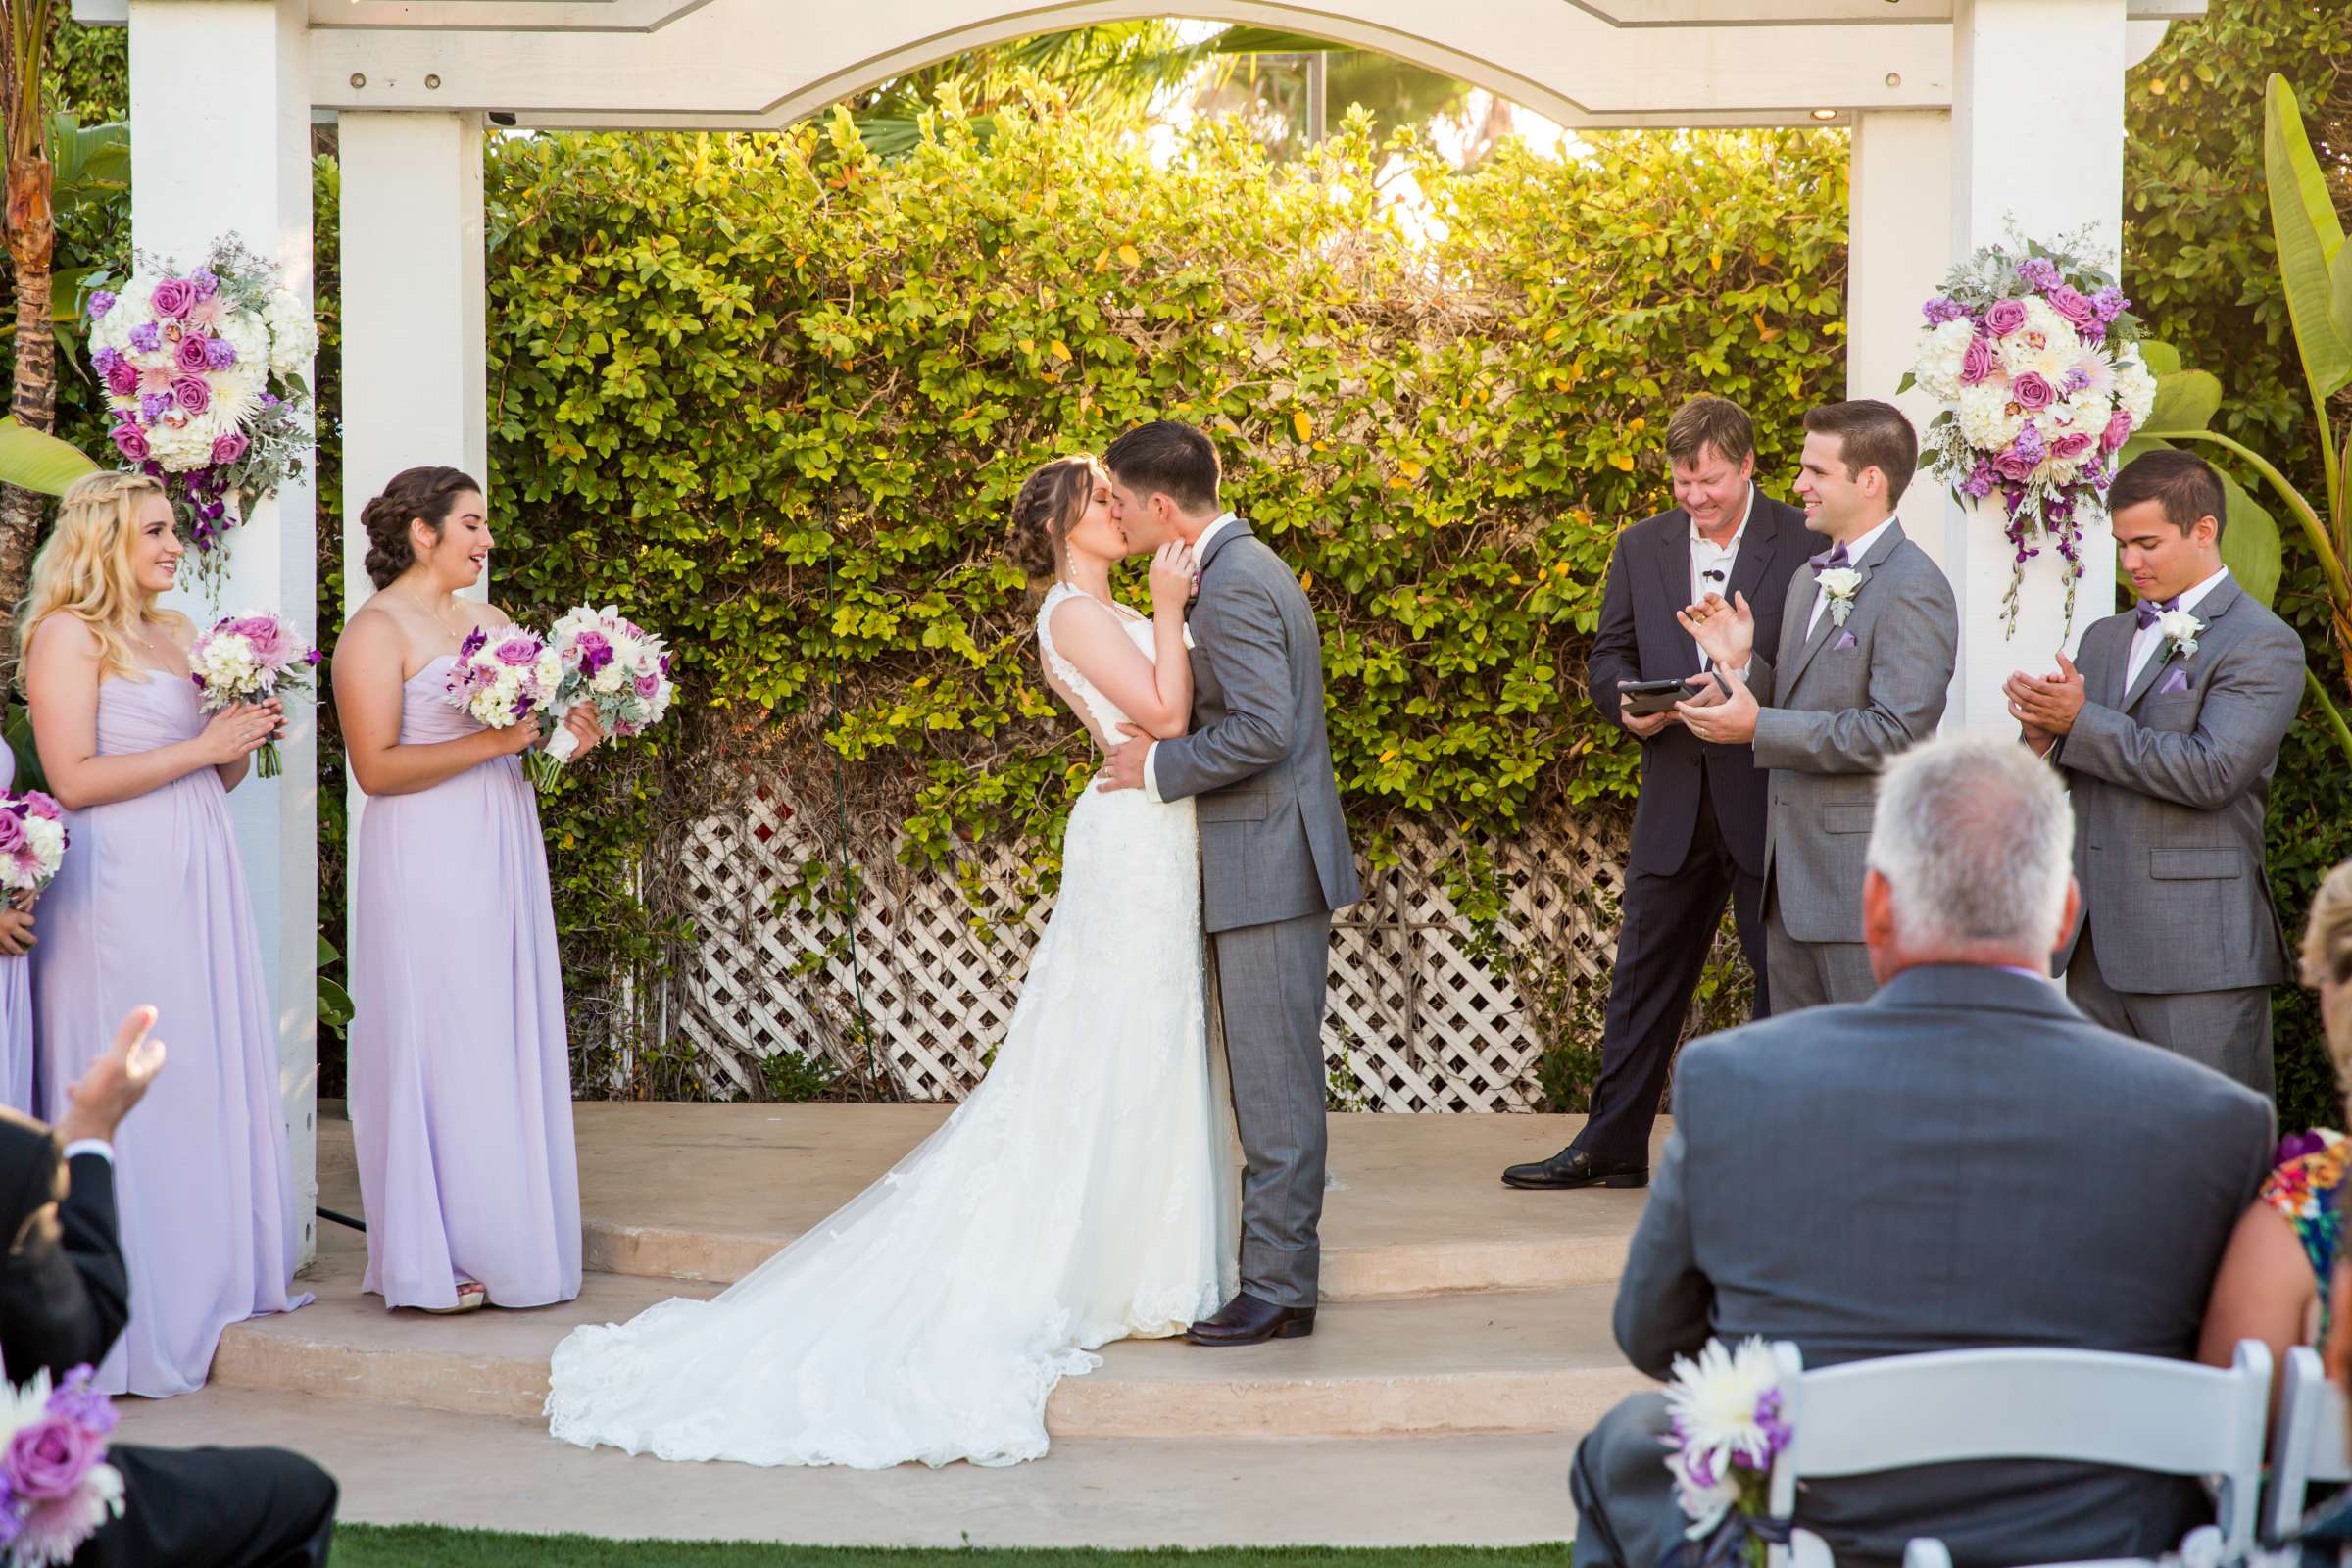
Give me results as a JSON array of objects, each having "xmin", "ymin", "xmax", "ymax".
[
  {"xmin": 1803, "ymin": 399, "xmax": 1918, "ymax": 506},
  {"xmin": 1104, "ymin": 421, "xmax": 1221, "ymax": 515}
]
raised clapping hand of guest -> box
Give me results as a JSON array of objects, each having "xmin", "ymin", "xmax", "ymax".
[
  {"xmin": 56, "ymin": 1004, "xmax": 166, "ymax": 1150},
  {"xmin": 1677, "ymin": 591, "xmax": 1756, "ymax": 672},
  {"xmin": 1674, "ymin": 667, "xmax": 1760, "ymax": 744},
  {"xmin": 2003, "ymin": 652, "xmax": 2086, "ymax": 755}
]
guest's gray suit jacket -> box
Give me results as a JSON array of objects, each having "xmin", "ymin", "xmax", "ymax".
[
  {"xmin": 1152, "ymin": 520, "xmax": 1360, "ymax": 934},
  {"xmin": 2052, "ymin": 576, "xmax": 2304, "ymax": 994},
  {"xmin": 1746, "ymin": 523, "xmax": 1956, "ymax": 943},
  {"xmin": 1615, "ymin": 965, "xmax": 2274, "ymax": 1565}
]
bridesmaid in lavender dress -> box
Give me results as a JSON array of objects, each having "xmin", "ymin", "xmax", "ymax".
[
  {"xmin": 20, "ymin": 470, "xmax": 309, "ymax": 1396},
  {"xmin": 0, "ymin": 746, "xmax": 37, "ymax": 1114},
  {"xmin": 336, "ymin": 466, "xmax": 602, "ymax": 1313}
]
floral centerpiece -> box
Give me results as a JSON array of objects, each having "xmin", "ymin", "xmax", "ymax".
[
  {"xmin": 534, "ymin": 604, "xmax": 676, "ymax": 789},
  {"xmin": 83, "ymin": 235, "xmax": 317, "ymax": 572},
  {"xmin": 0, "ymin": 792, "xmax": 67, "ymax": 906},
  {"xmin": 1906, "ymin": 232, "xmax": 2156, "ymax": 636},
  {"xmin": 0, "ymin": 1365, "xmax": 125, "ymax": 1565},
  {"xmin": 443, "ymin": 625, "xmax": 564, "ymax": 752},
  {"xmin": 1659, "ymin": 1337, "xmax": 1795, "ymax": 1568},
  {"xmin": 187, "ymin": 612, "xmax": 321, "ymax": 781}
]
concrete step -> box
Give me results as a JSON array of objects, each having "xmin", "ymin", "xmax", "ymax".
[
  {"xmin": 119, "ymin": 1388, "xmax": 1581, "ymax": 1546},
  {"xmin": 318, "ymin": 1102, "xmax": 1656, "ymax": 1299},
  {"xmin": 238, "ymin": 1230, "xmax": 1647, "ymax": 1439}
]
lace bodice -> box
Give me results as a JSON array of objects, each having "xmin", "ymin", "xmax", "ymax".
[{"xmin": 1034, "ymin": 583, "xmax": 1188, "ymax": 747}]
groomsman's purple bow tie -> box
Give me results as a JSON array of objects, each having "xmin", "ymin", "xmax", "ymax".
[
  {"xmin": 2133, "ymin": 595, "xmax": 2180, "ymax": 629},
  {"xmin": 1807, "ymin": 541, "xmax": 1851, "ymax": 572}
]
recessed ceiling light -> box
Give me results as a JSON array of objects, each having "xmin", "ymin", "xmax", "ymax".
[{"xmin": 1810, "ymin": 108, "xmax": 1839, "ymax": 122}]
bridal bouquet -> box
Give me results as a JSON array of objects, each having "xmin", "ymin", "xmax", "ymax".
[
  {"xmin": 534, "ymin": 605, "xmax": 675, "ymax": 789},
  {"xmin": 83, "ymin": 236, "xmax": 316, "ymax": 566},
  {"xmin": 1906, "ymin": 231, "xmax": 2156, "ymax": 636},
  {"xmin": 1657, "ymin": 1337, "xmax": 1794, "ymax": 1568},
  {"xmin": 187, "ymin": 611, "xmax": 321, "ymax": 780},
  {"xmin": 0, "ymin": 1365, "xmax": 125, "ymax": 1565},
  {"xmin": 0, "ymin": 792, "xmax": 67, "ymax": 904},
  {"xmin": 443, "ymin": 624, "xmax": 563, "ymax": 749}
]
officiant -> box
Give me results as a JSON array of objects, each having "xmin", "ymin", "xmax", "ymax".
[{"xmin": 1502, "ymin": 396, "xmax": 1805, "ymax": 1192}]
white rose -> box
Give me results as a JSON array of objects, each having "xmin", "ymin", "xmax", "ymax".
[{"xmin": 2157, "ymin": 609, "xmax": 2203, "ymax": 658}]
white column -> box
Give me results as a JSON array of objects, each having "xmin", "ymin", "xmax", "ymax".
[
  {"xmin": 128, "ymin": 0, "xmax": 319, "ymax": 1261},
  {"xmin": 1944, "ymin": 0, "xmax": 2130, "ymax": 731},
  {"xmin": 1847, "ymin": 109, "xmax": 1955, "ymax": 572}
]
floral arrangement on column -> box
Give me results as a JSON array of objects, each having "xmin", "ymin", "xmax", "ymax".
[
  {"xmin": 82, "ymin": 236, "xmax": 317, "ymax": 587},
  {"xmin": 1905, "ymin": 233, "xmax": 2156, "ymax": 636}
]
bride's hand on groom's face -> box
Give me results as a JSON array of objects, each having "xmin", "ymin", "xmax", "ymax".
[{"xmin": 1098, "ymin": 723, "xmax": 1151, "ymax": 793}]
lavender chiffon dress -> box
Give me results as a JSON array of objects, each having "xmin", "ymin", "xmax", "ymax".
[
  {"xmin": 349, "ymin": 655, "xmax": 581, "ymax": 1310},
  {"xmin": 31, "ymin": 670, "xmax": 311, "ymax": 1396},
  {"xmin": 0, "ymin": 749, "xmax": 32, "ymax": 1115}
]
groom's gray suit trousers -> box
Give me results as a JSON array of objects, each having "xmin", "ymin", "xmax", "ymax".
[{"xmin": 1211, "ymin": 908, "xmax": 1334, "ymax": 1311}]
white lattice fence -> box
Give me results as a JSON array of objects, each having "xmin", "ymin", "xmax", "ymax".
[{"xmin": 670, "ymin": 782, "xmax": 1629, "ymax": 1111}]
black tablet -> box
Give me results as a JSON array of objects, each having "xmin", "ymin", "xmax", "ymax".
[{"xmin": 1618, "ymin": 677, "xmax": 1697, "ymax": 716}]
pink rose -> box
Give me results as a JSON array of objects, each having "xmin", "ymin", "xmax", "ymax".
[
  {"xmin": 24, "ymin": 792, "xmax": 60, "ymax": 821},
  {"xmin": 231, "ymin": 615, "xmax": 289, "ymax": 663},
  {"xmin": 2010, "ymin": 371, "xmax": 2057, "ymax": 412},
  {"xmin": 2100, "ymin": 410, "xmax": 2134, "ymax": 453},
  {"xmin": 8, "ymin": 1415, "xmax": 101, "ymax": 1500},
  {"xmin": 1984, "ymin": 298, "xmax": 2030, "ymax": 337},
  {"xmin": 172, "ymin": 375, "xmax": 210, "ymax": 416},
  {"xmin": 2049, "ymin": 432, "xmax": 2094, "ymax": 461},
  {"xmin": 103, "ymin": 360, "xmax": 138, "ymax": 398},
  {"xmin": 493, "ymin": 636, "xmax": 542, "ymax": 667},
  {"xmin": 148, "ymin": 278, "xmax": 195, "ymax": 319},
  {"xmin": 2044, "ymin": 284, "xmax": 2099, "ymax": 333},
  {"xmin": 173, "ymin": 334, "xmax": 212, "ymax": 373},
  {"xmin": 635, "ymin": 672, "xmax": 662, "ymax": 698},
  {"xmin": 1960, "ymin": 334, "xmax": 1996, "ymax": 386},
  {"xmin": 0, "ymin": 811, "xmax": 25, "ymax": 856},
  {"xmin": 210, "ymin": 431, "xmax": 250, "ymax": 466},
  {"xmin": 109, "ymin": 423, "xmax": 149, "ymax": 462}
]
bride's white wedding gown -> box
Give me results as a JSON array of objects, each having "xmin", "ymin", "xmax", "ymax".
[{"xmin": 545, "ymin": 583, "xmax": 1238, "ymax": 1468}]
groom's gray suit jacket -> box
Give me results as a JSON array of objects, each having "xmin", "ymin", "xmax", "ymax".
[
  {"xmin": 1747, "ymin": 522, "xmax": 1956, "ymax": 943},
  {"xmin": 2052, "ymin": 576, "xmax": 2303, "ymax": 994},
  {"xmin": 1152, "ymin": 520, "xmax": 1360, "ymax": 932}
]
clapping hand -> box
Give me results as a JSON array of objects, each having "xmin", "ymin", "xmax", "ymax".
[
  {"xmin": 2003, "ymin": 651, "xmax": 2086, "ymax": 747},
  {"xmin": 57, "ymin": 1005, "xmax": 166, "ymax": 1150},
  {"xmin": 1677, "ymin": 591, "xmax": 1755, "ymax": 672}
]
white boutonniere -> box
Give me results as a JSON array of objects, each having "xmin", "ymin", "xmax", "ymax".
[
  {"xmin": 2157, "ymin": 608, "xmax": 2203, "ymax": 662},
  {"xmin": 1816, "ymin": 566, "xmax": 1864, "ymax": 627}
]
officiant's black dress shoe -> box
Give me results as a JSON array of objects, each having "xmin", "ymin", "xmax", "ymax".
[
  {"xmin": 1185, "ymin": 1292, "xmax": 1315, "ymax": 1347},
  {"xmin": 1500, "ymin": 1148, "xmax": 1648, "ymax": 1190}
]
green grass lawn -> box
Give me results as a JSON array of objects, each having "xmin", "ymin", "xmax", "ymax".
[{"xmin": 329, "ymin": 1529, "xmax": 1572, "ymax": 1566}]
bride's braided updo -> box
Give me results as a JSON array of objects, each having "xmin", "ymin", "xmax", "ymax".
[{"xmin": 1007, "ymin": 456, "xmax": 1102, "ymax": 580}]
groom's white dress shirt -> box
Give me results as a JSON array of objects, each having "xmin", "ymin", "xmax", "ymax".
[
  {"xmin": 1804, "ymin": 514, "xmax": 1898, "ymax": 638},
  {"xmin": 2125, "ymin": 564, "xmax": 2230, "ymax": 690},
  {"xmin": 1141, "ymin": 511, "xmax": 1240, "ymax": 804}
]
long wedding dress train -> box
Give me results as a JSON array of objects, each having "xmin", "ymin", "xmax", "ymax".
[{"xmin": 545, "ymin": 585, "xmax": 1238, "ymax": 1468}]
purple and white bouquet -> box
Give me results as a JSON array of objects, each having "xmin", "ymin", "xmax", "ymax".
[
  {"xmin": 83, "ymin": 235, "xmax": 316, "ymax": 566},
  {"xmin": 443, "ymin": 624, "xmax": 564, "ymax": 750},
  {"xmin": 534, "ymin": 604, "xmax": 676, "ymax": 788},
  {"xmin": 0, "ymin": 1365, "xmax": 125, "ymax": 1565},
  {"xmin": 1906, "ymin": 231, "xmax": 2156, "ymax": 637},
  {"xmin": 187, "ymin": 611, "xmax": 321, "ymax": 781},
  {"xmin": 1658, "ymin": 1337, "xmax": 1793, "ymax": 1568},
  {"xmin": 0, "ymin": 792, "xmax": 67, "ymax": 906}
]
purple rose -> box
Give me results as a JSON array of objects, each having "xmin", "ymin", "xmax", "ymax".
[
  {"xmin": 635, "ymin": 672, "xmax": 662, "ymax": 699},
  {"xmin": 148, "ymin": 278, "xmax": 195, "ymax": 319},
  {"xmin": 2100, "ymin": 409, "xmax": 2134, "ymax": 454},
  {"xmin": 1922, "ymin": 296, "xmax": 1967, "ymax": 325},
  {"xmin": 1984, "ymin": 298, "xmax": 2030, "ymax": 337},
  {"xmin": 0, "ymin": 812, "xmax": 26, "ymax": 856},
  {"xmin": 7, "ymin": 1416, "xmax": 101, "ymax": 1502},
  {"xmin": 1994, "ymin": 448, "xmax": 2039, "ymax": 483},
  {"xmin": 85, "ymin": 289, "xmax": 116, "ymax": 321},
  {"xmin": 2044, "ymin": 284, "xmax": 2099, "ymax": 333},
  {"xmin": 231, "ymin": 615, "xmax": 289, "ymax": 663},
  {"xmin": 127, "ymin": 322, "xmax": 160, "ymax": 355},
  {"xmin": 109, "ymin": 423, "xmax": 149, "ymax": 462},
  {"xmin": 493, "ymin": 636, "xmax": 542, "ymax": 667},
  {"xmin": 2016, "ymin": 256, "xmax": 2064, "ymax": 292},
  {"xmin": 23, "ymin": 792, "xmax": 59, "ymax": 823},
  {"xmin": 2050, "ymin": 432, "xmax": 2095, "ymax": 462},
  {"xmin": 204, "ymin": 336, "xmax": 237, "ymax": 370},
  {"xmin": 172, "ymin": 376, "xmax": 210, "ymax": 416},
  {"xmin": 210, "ymin": 430, "xmax": 250, "ymax": 466},
  {"xmin": 174, "ymin": 334, "xmax": 213, "ymax": 373},
  {"xmin": 2010, "ymin": 370, "xmax": 2058, "ymax": 412},
  {"xmin": 103, "ymin": 359, "xmax": 138, "ymax": 399},
  {"xmin": 1960, "ymin": 334, "xmax": 1996, "ymax": 386}
]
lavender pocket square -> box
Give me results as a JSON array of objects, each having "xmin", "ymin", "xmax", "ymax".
[
  {"xmin": 2158, "ymin": 665, "xmax": 2190, "ymax": 695},
  {"xmin": 1834, "ymin": 629, "xmax": 1858, "ymax": 651}
]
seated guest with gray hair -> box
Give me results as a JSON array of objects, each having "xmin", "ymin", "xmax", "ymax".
[{"xmin": 1570, "ymin": 734, "xmax": 2274, "ymax": 1568}]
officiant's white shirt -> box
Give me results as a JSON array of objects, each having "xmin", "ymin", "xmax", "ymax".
[
  {"xmin": 1142, "ymin": 511, "xmax": 1240, "ymax": 804},
  {"xmin": 2125, "ymin": 564, "xmax": 2231, "ymax": 690}
]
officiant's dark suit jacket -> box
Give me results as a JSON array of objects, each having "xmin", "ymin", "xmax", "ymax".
[
  {"xmin": 1588, "ymin": 495, "xmax": 1805, "ymax": 879},
  {"xmin": 1570, "ymin": 966, "xmax": 2274, "ymax": 1568},
  {"xmin": 0, "ymin": 1107, "xmax": 338, "ymax": 1568}
]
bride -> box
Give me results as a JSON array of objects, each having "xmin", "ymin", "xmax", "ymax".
[{"xmin": 544, "ymin": 455, "xmax": 1237, "ymax": 1469}]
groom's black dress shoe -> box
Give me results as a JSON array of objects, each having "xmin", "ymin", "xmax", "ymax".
[
  {"xmin": 1500, "ymin": 1148, "xmax": 1648, "ymax": 1191},
  {"xmin": 1185, "ymin": 1292, "xmax": 1315, "ymax": 1347}
]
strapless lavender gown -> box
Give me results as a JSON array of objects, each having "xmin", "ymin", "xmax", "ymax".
[
  {"xmin": 0, "ymin": 748, "xmax": 33, "ymax": 1115},
  {"xmin": 31, "ymin": 672, "xmax": 310, "ymax": 1396},
  {"xmin": 349, "ymin": 655, "xmax": 580, "ymax": 1310}
]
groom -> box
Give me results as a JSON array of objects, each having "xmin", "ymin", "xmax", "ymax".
[{"xmin": 1098, "ymin": 420, "xmax": 1361, "ymax": 1348}]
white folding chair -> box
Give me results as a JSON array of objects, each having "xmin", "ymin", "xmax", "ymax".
[
  {"xmin": 1763, "ymin": 1339, "xmax": 2273, "ymax": 1568},
  {"xmin": 2267, "ymin": 1344, "xmax": 2352, "ymax": 1541},
  {"xmin": 1901, "ymin": 1540, "xmax": 2155, "ymax": 1568}
]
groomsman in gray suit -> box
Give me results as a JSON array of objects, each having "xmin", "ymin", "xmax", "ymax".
[
  {"xmin": 1569, "ymin": 735, "xmax": 2274, "ymax": 1568},
  {"xmin": 1099, "ymin": 420, "xmax": 1361, "ymax": 1348},
  {"xmin": 2006, "ymin": 449, "xmax": 2305, "ymax": 1095},
  {"xmin": 1679, "ymin": 400, "xmax": 1957, "ymax": 1007}
]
